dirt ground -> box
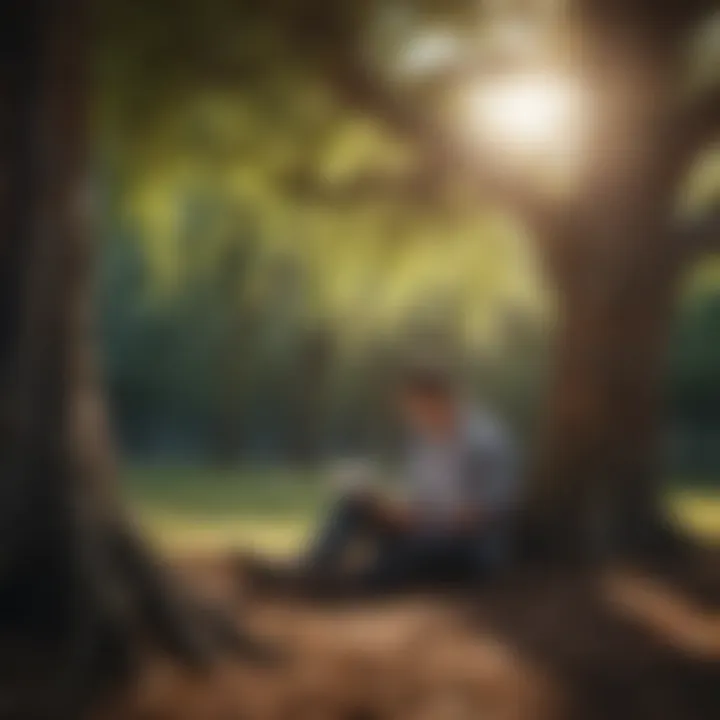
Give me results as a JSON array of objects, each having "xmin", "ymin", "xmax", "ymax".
[{"xmin": 96, "ymin": 553, "xmax": 720, "ymax": 720}]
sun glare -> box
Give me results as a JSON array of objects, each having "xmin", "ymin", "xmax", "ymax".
[{"xmin": 462, "ymin": 73, "xmax": 585, "ymax": 166}]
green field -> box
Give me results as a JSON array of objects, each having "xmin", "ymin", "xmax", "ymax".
[{"xmin": 122, "ymin": 466, "xmax": 720, "ymax": 553}]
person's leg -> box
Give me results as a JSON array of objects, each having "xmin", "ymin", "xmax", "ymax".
[
  {"xmin": 400, "ymin": 530, "xmax": 498, "ymax": 587},
  {"xmin": 305, "ymin": 493, "xmax": 384, "ymax": 572},
  {"xmin": 361, "ymin": 530, "xmax": 446, "ymax": 592},
  {"xmin": 469, "ymin": 526, "xmax": 514, "ymax": 583},
  {"xmin": 363, "ymin": 528, "xmax": 512, "ymax": 592},
  {"xmin": 360, "ymin": 534, "xmax": 415, "ymax": 592}
]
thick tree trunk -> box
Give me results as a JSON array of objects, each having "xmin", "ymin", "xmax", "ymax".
[
  {"xmin": 525, "ymin": 220, "xmax": 682, "ymax": 561},
  {"xmin": 521, "ymin": 56, "xmax": 691, "ymax": 561},
  {"xmin": 504, "ymin": 0, "xmax": 717, "ymax": 562},
  {"xmin": 0, "ymin": 2, "xmax": 257, "ymax": 716}
]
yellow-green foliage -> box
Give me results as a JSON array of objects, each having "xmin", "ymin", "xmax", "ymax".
[{"xmin": 96, "ymin": 0, "xmax": 552, "ymax": 363}]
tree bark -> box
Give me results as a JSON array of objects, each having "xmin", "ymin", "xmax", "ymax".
[
  {"xmin": 518, "ymin": 21, "xmax": 709, "ymax": 562},
  {"xmin": 524, "ymin": 211, "xmax": 683, "ymax": 561},
  {"xmin": 0, "ymin": 2, "xmax": 258, "ymax": 716}
]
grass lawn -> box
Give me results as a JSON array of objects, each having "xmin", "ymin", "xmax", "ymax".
[{"xmin": 122, "ymin": 466, "xmax": 720, "ymax": 553}]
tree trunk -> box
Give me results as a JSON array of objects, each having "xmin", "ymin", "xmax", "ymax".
[
  {"xmin": 0, "ymin": 2, "xmax": 256, "ymax": 715},
  {"xmin": 525, "ymin": 221, "xmax": 682, "ymax": 561},
  {"xmin": 520, "ymin": 55, "xmax": 691, "ymax": 561}
]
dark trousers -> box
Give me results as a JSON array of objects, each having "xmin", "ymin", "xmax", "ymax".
[{"xmin": 308, "ymin": 494, "xmax": 496, "ymax": 591}]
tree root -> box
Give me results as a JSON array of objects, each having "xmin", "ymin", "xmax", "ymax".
[
  {"xmin": 0, "ymin": 519, "xmax": 276, "ymax": 719},
  {"xmin": 605, "ymin": 571, "xmax": 720, "ymax": 660}
]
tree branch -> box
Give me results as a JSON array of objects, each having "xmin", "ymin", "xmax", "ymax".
[
  {"xmin": 687, "ymin": 83, "xmax": 720, "ymax": 154},
  {"xmin": 679, "ymin": 202, "xmax": 720, "ymax": 257},
  {"xmin": 686, "ymin": 84, "xmax": 720, "ymax": 152},
  {"xmin": 574, "ymin": 0, "xmax": 719, "ymax": 50},
  {"xmin": 272, "ymin": 0, "xmax": 561, "ymax": 235},
  {"xmin": 667, "ymin": 84, "xmax": 720, "ymax": 191}
]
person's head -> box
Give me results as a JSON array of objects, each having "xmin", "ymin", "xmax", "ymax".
[{"xmin": 396, "ymin": 361, "xmax": 458, "ymax": 439}]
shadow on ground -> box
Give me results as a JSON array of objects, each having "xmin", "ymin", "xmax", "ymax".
[{"xmin": 96, "ymin": 549, "xmax": 720, "ymax": 720}]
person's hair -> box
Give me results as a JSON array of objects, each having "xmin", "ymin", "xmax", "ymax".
[{"xmin": 398, "ymin": 359, "xmax": 455, "ymax": 401}]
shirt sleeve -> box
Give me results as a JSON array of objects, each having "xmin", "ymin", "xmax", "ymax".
[{"xmin": 464, "ymin": 417, "xmax": 520, "ymax": 518}]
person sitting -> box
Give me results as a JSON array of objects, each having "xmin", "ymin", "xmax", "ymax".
[{"xmin": 304, "ymin": 361, "xmax": 520, "ymax": 593}]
